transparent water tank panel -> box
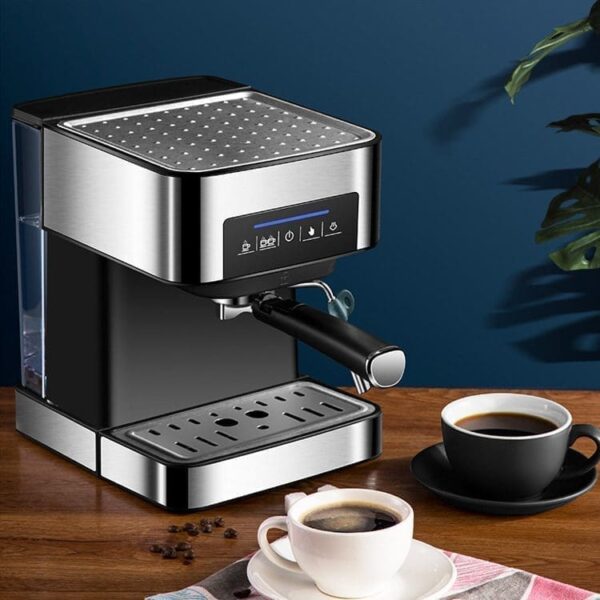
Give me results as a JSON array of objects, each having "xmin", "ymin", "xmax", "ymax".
[{"xmin": 13, "ymin": 121, "xmax": 46, "ymax": 397}]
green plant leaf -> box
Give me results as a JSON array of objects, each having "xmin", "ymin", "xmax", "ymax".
[
  {"xmin": 589, "ymin": 0, "xmax": 600, "ymax": 33},
  {"xmin": 548, "ymin": 114, "xmax": 600, "ymax": 136},
  {"xmin": 505, "ymin": 18, "xmax": 593, "ymax": 103},
  {"xmin": 536, "ymin": 160, "xmax": 600, "ymax": 270}
]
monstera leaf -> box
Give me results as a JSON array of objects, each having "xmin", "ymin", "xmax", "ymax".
[
  {"xmin": 590, "ymin": 0, "xmax": 600, "ymax": 32},
  {"xmin": 549, "ymin": 114, "xmax": 600, "ymax": 136},
  {"xmin": 505, "ymin": 0, "xmax": 599, "ymax": 102},
  {"xmin": 536, "ymin": 160, "xmax": 600, "ymax": 270}
]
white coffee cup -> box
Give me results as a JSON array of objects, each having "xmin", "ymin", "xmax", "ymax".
[{"xmin": 257, "ymin": 488, "xmax": 414, "ymax": 598}]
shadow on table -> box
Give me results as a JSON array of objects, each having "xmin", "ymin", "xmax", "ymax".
[{"xmin": 373, "ymin": 456, "xmax": 536, "ymax": 523}]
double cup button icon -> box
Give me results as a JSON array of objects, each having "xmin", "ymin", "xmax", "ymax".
[{"xmin": 259, "ymin": 234, "xmax": 277, "ymax": 250}]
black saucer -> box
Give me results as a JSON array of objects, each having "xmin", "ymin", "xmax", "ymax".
[{"xmin": 410, "ymin": 443, "xmax": 597, "ymax": 515}]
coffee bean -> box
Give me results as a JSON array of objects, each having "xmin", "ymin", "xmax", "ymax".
[
  {"xmin": 183, "ymin": 550, "xmax": 195, "ymax": 560},
  {"xmin": 187, "ymin": 528, "xmax": 199, "ymax": 536},
  {"xmin": 175, "ymin": 542, "xmax": 191, "ymax": 551},
  {"xmin": 200, "ymin": 518, "xmax": 211, "ymax": 526},
  {"xmin": 167, "ymin": 525, "xmax": 180, "ymax": 533},
  {"xmin": 149, "ymin": 544, "xmax": 163, "ymax": 553},
  {"xmin": 224, "ymin": 527, "xmax": 238, "ymax": 539},
  {"xmin": 162, "ymin": 547, "xmax": 177, "ymax": 559},
  {"xmin": 214, "ymin": 516, "xmax": 225, "ymax": 527},
  {"xmin": 233, "ymin": 589, "xmax": 251, "ymax": 598},
  {"xmin": 183, "ymin": 522, "xmax": 195, "ymax": 531},
  {"xmin": 201, "ymin": 523, "xmax": 213, "ymax": 534}
]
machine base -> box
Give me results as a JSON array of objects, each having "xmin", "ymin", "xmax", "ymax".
[{"xmin": 15, "ymin": 382, "xmax": 382, "ymax": 511}]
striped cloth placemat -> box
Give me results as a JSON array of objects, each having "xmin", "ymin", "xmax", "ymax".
[{"xmin": 147, "ymin": 547, "xmax": 599, "ymax": 600}]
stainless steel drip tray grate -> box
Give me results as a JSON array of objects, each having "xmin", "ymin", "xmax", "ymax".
[
  {"xmin": 59, "ymin": 91, "xmax": 374, "ymax": 173},
  {"xmin": 109, "ymin": 381, "xmax": 374, "ymax": 464}
]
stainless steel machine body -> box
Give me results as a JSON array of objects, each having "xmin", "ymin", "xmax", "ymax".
[{"xmin": 12, "ymin": 76, "xmax": 401, "ymax": 510}]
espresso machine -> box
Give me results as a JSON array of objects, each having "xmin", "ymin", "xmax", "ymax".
[{"xmin": 13, "ymin": 76, "xmax": 405, "ymax": 510}]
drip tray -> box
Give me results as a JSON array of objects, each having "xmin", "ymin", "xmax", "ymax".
[{"xmin": 110, "ymin": 381, "xmax": 374, "ymax": 464}]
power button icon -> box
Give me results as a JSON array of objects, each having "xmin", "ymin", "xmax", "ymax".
[{"xmin": 284, "ymin": 230, "xmax": 295, "ymax": 242}]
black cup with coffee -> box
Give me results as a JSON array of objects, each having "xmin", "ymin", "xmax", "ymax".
[{"xmin": 441, "ymin": 393, "xmax": 600, "ymax": 500}]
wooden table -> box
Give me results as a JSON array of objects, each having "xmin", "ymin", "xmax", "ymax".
[{"xmin": 1, "ymin": 387, "xmax": 599, "ymax": 598}]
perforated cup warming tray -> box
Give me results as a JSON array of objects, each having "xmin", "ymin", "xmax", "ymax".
[
  {"xmin": 110, "ymin": 380, "xmax": 375, "ymax": 464},
  {"xmin": 59, "ymin": 91, "xmax": 375, "ymax": 173}
]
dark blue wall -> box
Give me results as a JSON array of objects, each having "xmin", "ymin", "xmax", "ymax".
[{"xmin": 1, "ymin": 0, "xmax": 599, "ymax": 389}]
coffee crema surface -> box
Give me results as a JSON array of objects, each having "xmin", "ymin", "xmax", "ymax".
[
  {"xmin": 455, "ymin": 412, "xmax": 557, "ymax": 437},
  {"xmin": 302, "ymin": 503, "xmax": 400, "ymax": 533}
]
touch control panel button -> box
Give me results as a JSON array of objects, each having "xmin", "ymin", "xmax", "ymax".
[
  {"xmin": 302, "ymin": 223, "xmax": 322, "ymax": 242},
  {"xmin": 259, "ymin": 234, "xmax": 278, "ymax": 250},
  {"xmin": 224, "ymin": 193, "xmax": 359, "ymax": 279}
]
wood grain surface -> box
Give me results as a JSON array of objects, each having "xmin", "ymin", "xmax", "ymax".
[{"xmin": 1, "ymin": 386, "xmax": 599, "ymax": 599}]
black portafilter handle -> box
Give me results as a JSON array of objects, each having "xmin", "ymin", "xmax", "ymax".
[{"xmin": 251, "ymin": 294, "xmax": 406, "ymax": 388}]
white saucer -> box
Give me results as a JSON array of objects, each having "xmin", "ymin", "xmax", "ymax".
[{"xmin": 247, "ymin": 537, "xmax": 457, "ymax": 600}]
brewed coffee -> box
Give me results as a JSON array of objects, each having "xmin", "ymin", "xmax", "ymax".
[
  {"xmin": 302, "ymin": 503, "xmax": 399, "ymax": 533},
  {"xmin": 455, "ymin": 412, "xmax": 556, "ymax": 437}
]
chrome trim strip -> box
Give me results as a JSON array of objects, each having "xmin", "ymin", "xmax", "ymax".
[
  {"xmin": 100, "ymin": 415, "xmax": 381, "ymax": 509},
  {"xmin": 15, "ymin": 389, "xmax": 96, "ymax": 471}
]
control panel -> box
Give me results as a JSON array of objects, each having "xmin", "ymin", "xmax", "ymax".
[{"xmin": 223, "ymin": 193, "xmax": 359, "ymax": 278}]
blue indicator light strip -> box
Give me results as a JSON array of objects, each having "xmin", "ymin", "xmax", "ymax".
[{"xmin": 253, "ymin": 209, "xmax": 330, "ymax": 230}]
